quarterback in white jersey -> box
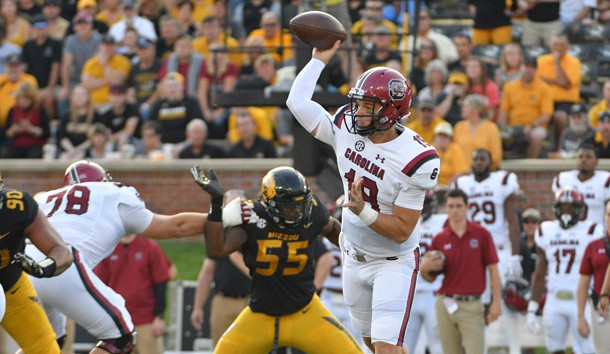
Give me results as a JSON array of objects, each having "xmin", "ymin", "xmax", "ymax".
[
  {"xmin": 26, "ymin": 160, "xmax": 210, "ymax": 353},
  {"xmin": 287, "ymin": 41, "xmax": 439, "ymax": 353},
  {"xmin": 404, "ymin": 190, "xmax": 444, "ymax": 354},
  {"xmin": 552, "ymin": 145, "xmax": 610, "ymax": 225},
  {"xmin": 528, "ymin": 187, "xmax": 602, "ymax": 354}
]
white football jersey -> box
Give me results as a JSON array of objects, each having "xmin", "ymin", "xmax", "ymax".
[
  {"xmin": 321, "ymin": 238, "xmax": 343, "ymax": 291},
  {"xmin": 35, "ymin": 182, "xmax": 154, "ymax": 269},
  {"xmin": 453, "ymin": 171, "xmax": 519, "ymax": 249},
  {"xmin": 551, "ymin": 170, "xmax": 610, "ymax": 225},
  {"xmin": 535, "ymin": 220, "xmax": 603, "ymax": 293},
  {"xmin": 417, "ymin": 213, "xmax": 446, "ymax": 291},
  {"xmin": 313, "ymin": 107, "xmax": 440, "ymax": 257}
]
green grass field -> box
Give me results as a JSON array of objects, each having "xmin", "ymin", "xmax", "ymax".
[{"xmin": 158, "ymin": 238, "xmax": 206, "ymax": 281}]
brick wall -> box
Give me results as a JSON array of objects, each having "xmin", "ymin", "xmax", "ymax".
[{"xmin": 2, "ymin": 159, "xmax": 609, "ymax": 221}]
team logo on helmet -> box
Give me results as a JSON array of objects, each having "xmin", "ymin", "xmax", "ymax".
[{"xmin": 388, "ymin": 79, "xmax": 406, "ymax": 101}]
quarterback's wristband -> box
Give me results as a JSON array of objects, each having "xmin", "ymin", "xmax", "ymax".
[
  {"xmin": 527, "ymin": 300, "xmax": 539, "ymax": 313},
  {"xmin": 38, "ymin": 257, "xmax": 57, "ymax": 278},
  {"xmin": 358, "ymin": 204, "xmax": 378, "ymax": 226},
  {"xmin": 601, "ymin": 293, "xmax": 609, "ymax": 299}
]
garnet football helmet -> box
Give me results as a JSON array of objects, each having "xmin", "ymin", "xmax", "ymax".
[
  {"xmin": 346, "ymin": 67, "xmax": 413, "ymax": 136},
  {"xmin": 64, "ymin": 160, "xmax": 112, "ymax": 186},
  {"xmin": 553, "ymin": 186, "xmax": 584, "ymax": 229},
  {"xmin": 503, "ymin": 278, "xmax": 529, "ymax": 312},
  {"xmin": 261, "ymin": 166, "xmax": 313, "ymax": 228},
  {"xmin": 422, "ymin": 189, "xmax": 437, "ymax": 221}
]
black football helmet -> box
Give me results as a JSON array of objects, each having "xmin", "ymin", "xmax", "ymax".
[
  {"xmin": 553, "ymin": 187, "xmax": 584, "ymax": 229},
  {"xmin": 261, "ymin": 167, "xmax": 313, "ymax": 228},
  {"xmin": 422, "ymin": 189, "xmax": 437, "ymax": 221},
  {"xmin": 346, "ymin": 67, "xmax": 413, "ymax": 136},
  {"xmin": 503, "ymin": 278, "xmax": 529, "ymax": 312}
]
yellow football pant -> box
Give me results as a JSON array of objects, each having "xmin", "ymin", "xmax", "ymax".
[
  {"xmin": 214, "ymin": 294, "xmax": 363, "ymax": 354},
  {"xmin": 2, "ymin": 273, "xmax": 60, "ymax": 354}
]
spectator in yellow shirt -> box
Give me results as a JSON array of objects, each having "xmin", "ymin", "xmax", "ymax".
[
  {"xmin": 406, "ymin": 98, "xmax": 447, "ymax": 144},
  {"xmin": 498, "ymin": 56, "xmax": 554, "ymax": 158},
  {"xmin": 433, "ymin": 121, "xmax": 468, "ymax": 186},
  {"xmin": 81, "ymin": 34, "xmax": 131, "ymax": 106},
  {"xmin": 0, "ymin": 55, "xmax": 38, "ymax": 129},
  {"xmin": 453, "ymin": 94, "xmax": 503, "ymax": 169},
  {"xmin": 246, "ymin": 11, "xmax": 293, "ymax": 64},
  {"xmin": 589, "ymin": 80, "xmax": 610, "ymax": 128},
  {"xmin": 192, "ymin": 15, "xmax": 242, "ymax": 68},
  {"xmin": 537, "ymin": 34, "xmax": 582, "ymax": 147}
]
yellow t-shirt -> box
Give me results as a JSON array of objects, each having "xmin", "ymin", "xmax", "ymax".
[
  {"xmin": 192, "ymin": 34, "xmax": 243, "ymax": 68},
  {"xmin": 500, "ymin": 77, "xmax": 554, "ymax": 126},
  {"xmin": 171, "ymin": 0, "xmax": 215, "ymax": 24},
  {"xmin": 588, "ymin": 100, "xmax": 609, "ymax": 128},
  {"xmin": 246, "ymin": 29, "xmax": 294, "ymax": 63},
  {"xmin": 351, "ymin": 19, "xmax": 398, "ymax": 49},
  {"xmin": 81, "ymin": 54, "xmax": 131, "ymax": 105},
  {"xmin": 6, "ymin": 18, "xmax": 31, "ymax": 47},
  {"xmin": 453, "ymin": 119, "xmax": 503, "ymax": 170},
  {"xmin": 0, "ymin": 73, "xmax": 38, "ymax": 127},
  {"xmin": 537, "ymin": 53, "xmax": 582, "ymax": 103},
  {"xmin": 437, "ymin": 142, "xmax": 469, "ymax": 186},
  {"xmin": 406, "ymin": 116, "xmax": 447, "ymax": 145},
  {"xmin": 227, "ymin": 107, "xmax": 275, "ymax": 143}
]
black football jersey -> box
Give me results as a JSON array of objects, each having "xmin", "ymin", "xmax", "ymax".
[
  {"xmin": 240, "ymin": 195, "xmax": 329, "ymax": 316},
  {"xmin": 0, "ymin": 189, "xmax": 38, "ymax": 290}
]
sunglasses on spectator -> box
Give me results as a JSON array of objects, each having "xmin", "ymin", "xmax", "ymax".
[{"xmin": 523, "ymin": 219, "xmax": 540, "ymax": 224}]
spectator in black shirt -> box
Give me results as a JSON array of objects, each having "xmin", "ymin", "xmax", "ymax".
[
  {"xmin": 21, "ymin": 14, "xmax": 61, "ymax": 117},
  {"xmin": 586, "ymin": 110, "xmax": 610, "ymax": 158},
  {"xmin": 177, "ymin": 118, "xmax": 225, "ymax": 159},
  {"xmin": 519, "ymin": 208, "xmax": 541, "ymax": 283},
  {"xmin": 127, "ymin": 37, "xmax": 161, "ymax": 119},
  {"xmin": 149, "ymin": 72, "xmax": 204, "ymax": 144},
  {"xmin": 227, "ymin": 107, "xmax": 276, "ymax": 158},
  {"xmin": 94, "ymin": 84, "xmax": 140, "ymax": 146},
  {"xmin": 518, "ymin": 0, "xmax": 562, "ymax": 47}
]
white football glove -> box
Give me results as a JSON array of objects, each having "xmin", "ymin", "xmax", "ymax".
[
  {"xmin": 222, "ymin": 198, "xmax": 259, "ymax": 228},
  {"xmin": 505, "ymin": 254, "xmax": 523, "ymax": 280},
  {"xmin": 526, "ymin": 301, "xmax": 541, "ymax": 335}
]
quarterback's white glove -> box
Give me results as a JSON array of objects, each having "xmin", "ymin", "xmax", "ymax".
[
  {"xmin": 526, "ymin": 301, "xmax": 541, "ymax": 335},
  {"xmin": 222, "ymin": 198, "xmax": 259, "ymax": 228},
  {"xmin": 505, "ymin": 254, "xmax": 523, "ymax": 280}
]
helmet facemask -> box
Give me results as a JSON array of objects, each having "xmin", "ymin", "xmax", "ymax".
[
  {"xmin": 261, "ymin": 167, "xmax": 313, "ymax": 229},
  {"xmin": 346, "ymin": 93, "xmax": 394, "ymax": 136},
  {"xmin": 266, "ymin": 192, "xmax": 313, "ymax": 229},
  {"xmin": 554, "ymin": 202, "xmax": 582, "ymax": 229}
]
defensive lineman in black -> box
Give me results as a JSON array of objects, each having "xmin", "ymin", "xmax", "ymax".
[{"xmin": 192, "ymin": 166, "xmax": 363, "ymax": 354}]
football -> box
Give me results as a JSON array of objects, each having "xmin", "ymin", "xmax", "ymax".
[
  {"xmin": 289, "ymin": 11, "xmax": 347, "ymax": 50},
  {"xmin": 426, "ymin": 250, "xmax": 446, "ymax": 276}
]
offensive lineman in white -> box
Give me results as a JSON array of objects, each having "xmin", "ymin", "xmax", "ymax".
[
  {"xmin": 25, "ymin": 160, "xmax": 243, "ymax": 353},
  {"xmin": 552, "ymin": 144, "xmax": 610, "ymax": 226},
  {"xmin": 452, "ymin": 148, "xmax": 522, "ymax": 354},
  {"xmin": 404, "ymin": 190, "xmax": 445, "ymax": 354},
  {"xmin": 528, "ymin": 187, "xmax": 602, "ymax": 354},
  {"xmin": 287, "ymin": 41, "xmax": 440, "ymax": 354}
]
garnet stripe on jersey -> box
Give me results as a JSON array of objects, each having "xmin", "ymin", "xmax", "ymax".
[
  {"xmin": 588, "ymin": 223, "xmax": 597, "ymax": 235},
  {"xmin": 72, "ymin": 248, "xmax": 132, "ymax": 336},
  {"xmin": 333, "ymin": 104, "xmax": 351, "ymax": 128},
  {"xmin": 396, "ymin": 247, "xmax": 420, "ymax": 346},
  {"xmin": 401, "ymin": 150, "xmax": 439, "ymax": 177},
  {"xmin": 555, "ymin": 175, "xmax": 561, "ymax": 189},
  {"xmin": 605, "ymin": 176, "xmax": 610, "ymax": 188},
  {"xmin": 538, "ymin": 225, "xmax": 544, "ymax": 237},
  {"xmin": 501, "ymin": 171, "xmax": 511, "ymax": 185}
]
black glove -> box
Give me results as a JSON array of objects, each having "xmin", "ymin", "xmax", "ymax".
[
  {"xmin": 11, "ymin": 252, "xmax": 56, "ymax": 278},
  {"xmin": 191, "ymin": 166, "xmax": 224, "ymax": 221}
]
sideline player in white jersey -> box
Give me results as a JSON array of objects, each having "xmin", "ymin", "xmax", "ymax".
[
  {"xmin": 404, "ymin": 190, "xmax": 445, "ymax": 354},
  {"xmin": 527, "ymin": 187, "xmax": 602, "ymax": 354},
  {"xmin": 25, "ymin": 160, "xmax": 215, "ymax": 353},
  {"xmin": 287, "ymin": 41, "xmax": 440, "ymax": 354},
  {"xmin": 552, "ymin": 144, "xmax": 610, "ymax": 226},
  {"xmin": 452, "ymin": 148, "xmax": 522, "ymax": 354}
]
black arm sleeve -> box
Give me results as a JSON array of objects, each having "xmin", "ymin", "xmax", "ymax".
[{"xmin": 153, "ymin": 281, "xmax": 167, "ymax": 318}]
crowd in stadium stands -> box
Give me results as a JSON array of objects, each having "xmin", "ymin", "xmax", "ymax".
[{"xmin": 1, "ymin": 0, "xmax": 610, "ymax": 166}]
